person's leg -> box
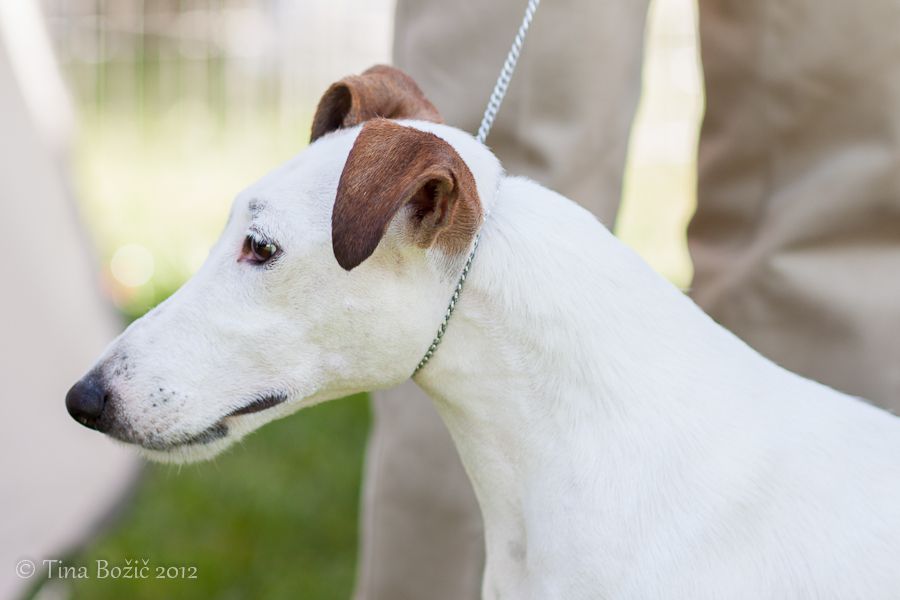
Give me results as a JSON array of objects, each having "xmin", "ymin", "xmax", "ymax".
[
  {"xmin": 691, "ymin": 0, "xmax": 900, "ymax": 410},
  {"xmin": 354, "ymin": 1, "xmax": 650, "ymax": 598}
]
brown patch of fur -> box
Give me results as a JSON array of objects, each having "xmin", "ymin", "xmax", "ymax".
[
  {"xmin": 310, "ymin": 65, "xmax": 442, "ymax": 142},
  {"xmin": 332, "ymin": 119, "xmax": 482, "ymax": 271}
]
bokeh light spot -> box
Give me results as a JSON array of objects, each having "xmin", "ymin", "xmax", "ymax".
[{"xmin": 110, "ymin": 243, "xmax": 155, "ymax": 288}]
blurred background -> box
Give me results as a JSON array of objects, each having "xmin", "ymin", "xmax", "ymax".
[{"xmin": 5, "ymin": 0, "xmax": 701, "ymax": 598}]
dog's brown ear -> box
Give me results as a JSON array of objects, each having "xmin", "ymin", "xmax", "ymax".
[
  {"xmin": 310, "ymin": 65, "xmax": 442, "ymax": 143},
  {"xmin": 332, "ymin": 119, "xmax": 481, "ymax": 271}
]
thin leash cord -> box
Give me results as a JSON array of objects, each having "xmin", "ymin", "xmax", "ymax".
[
  {"xmin": 413, "ymin": 0, "xmax": 541, "ymax": 376},
  {"xmin": 475, "ymin": 0, "xmax": 541, "ymax": 145}
]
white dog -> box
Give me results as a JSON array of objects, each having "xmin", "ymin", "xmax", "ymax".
[{"xmin": 67, "ymin": 66, "xmax": 900, "ymax": 599}]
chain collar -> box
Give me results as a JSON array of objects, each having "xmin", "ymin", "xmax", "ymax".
[{"xmin": 411, "ymin": 234, "xmax": 481, "ymax": 375}]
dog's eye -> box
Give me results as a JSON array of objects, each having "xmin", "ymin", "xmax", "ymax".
[{"xmin": 242, "ymin": 236, "xmax": 279, "ymax": 264}]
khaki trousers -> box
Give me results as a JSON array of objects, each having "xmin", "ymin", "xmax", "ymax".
[{"xmin": 354, "ymin": 1, "xmax": 900, "ymax": 598}]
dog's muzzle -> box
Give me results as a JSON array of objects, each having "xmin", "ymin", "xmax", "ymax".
[{"xmin": 66, "ymin": 371, "xmax": 288, "ymax": 451}]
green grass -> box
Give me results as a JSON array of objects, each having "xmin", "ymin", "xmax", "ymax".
[{"xmin": 65, "ymin": 395, "xmax": 370, "ymax": 600}]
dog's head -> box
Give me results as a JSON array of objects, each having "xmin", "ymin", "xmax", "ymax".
[{"xmin": 66, "ymin": 65, "xmax": 502, "ymax": 463}]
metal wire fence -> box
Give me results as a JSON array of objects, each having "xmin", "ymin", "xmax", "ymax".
[{"xmin": 42, "ymin": 0, "xmax": 394, "ymax": 122}]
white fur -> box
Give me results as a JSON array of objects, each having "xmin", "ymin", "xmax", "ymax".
[{"xmin": 84, "ymin": 120, "xmax": 900, "ymax": 598}]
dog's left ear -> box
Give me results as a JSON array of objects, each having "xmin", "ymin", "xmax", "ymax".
[
  {"xmin": 332, "ymin": 119, "xmax": 481, "ymax": 271},
  {"xmin": 310, "ymin": 65, "xmax": 442, "ymax": 142}
]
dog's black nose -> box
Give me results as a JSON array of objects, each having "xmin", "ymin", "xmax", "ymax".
[{"xmin": 66, "ymin": 375, "xmax": 109, "ymax": 431}]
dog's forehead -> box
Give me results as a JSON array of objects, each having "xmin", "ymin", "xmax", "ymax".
[{"xmin": 232, "ymin": 130, "xmax": 361, "ymax": 230}]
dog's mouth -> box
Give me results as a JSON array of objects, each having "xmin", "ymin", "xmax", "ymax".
[
  {"xmin": 226, "ymin": 394, "xmax": 287, "ymax": 417},
  {"xmin": 172, "ymin": 393, "xmax": 289, "ymax": 449}
]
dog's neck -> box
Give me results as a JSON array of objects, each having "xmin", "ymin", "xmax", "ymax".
[{"xmin": 415, "ymin": 176, "xmax": 788, "ymax": 592}]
